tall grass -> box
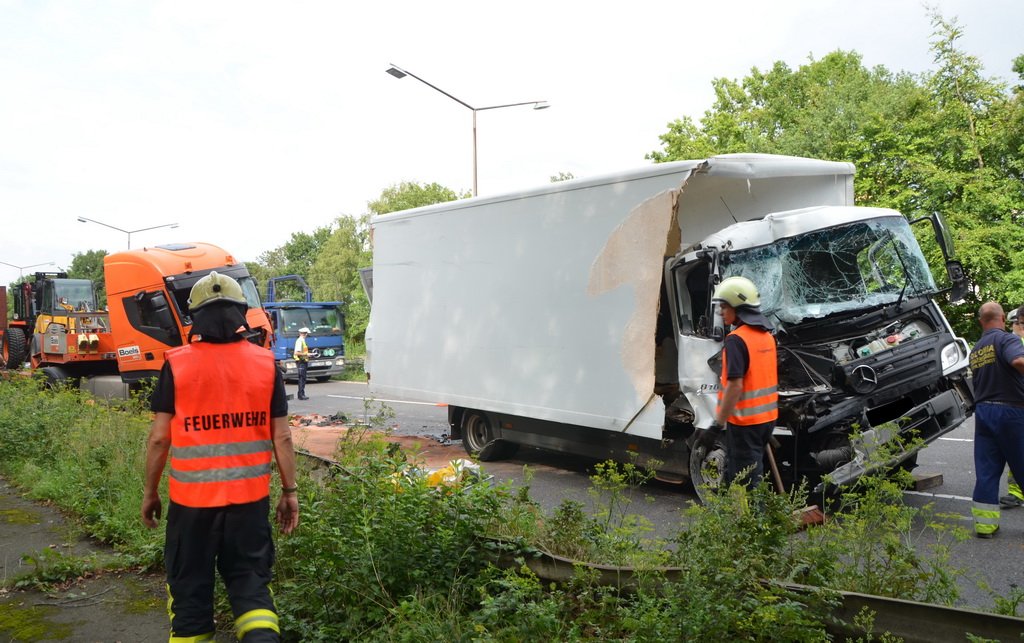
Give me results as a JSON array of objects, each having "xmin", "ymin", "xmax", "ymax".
[{"xmin": 0, "ymin": 373, "xmax": 986, "ymax": 640}]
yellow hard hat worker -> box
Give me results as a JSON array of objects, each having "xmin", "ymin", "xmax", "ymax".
[
  {"xmin": 712, "ymin": 276, "xmax": 773, "ymax": 330},
  {"xmin": 186, "ymin": 271, "xmax": 250, "ymax": 342},
  {"xmin": 712, "ymin": 275, "xmax": 761, "ymax": 308},
  {"xmin": 188, "ymin": 271, "xmax": 247, "ymax": 312}
]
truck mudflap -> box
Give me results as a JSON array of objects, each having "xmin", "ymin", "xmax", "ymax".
[{"xmin": 814, "ymin": 388, "xmax": 967, "ymax": 491}]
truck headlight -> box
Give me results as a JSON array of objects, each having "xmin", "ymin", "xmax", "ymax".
[
  {"xmin": 940, "ymin": 342, "xmax": 960, "ymax": 370},
  {"xmin": 284, "ymin": 362, "xmax": 296, "ymax": 371},
  {"xmin": 334, "ymin": 358, "xmax": 345, "ymax": 367}
]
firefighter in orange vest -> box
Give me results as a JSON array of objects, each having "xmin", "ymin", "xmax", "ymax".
[
  {"xmin": 695, "ymin": 276, "xmax": 779, "ymax": 488},
  {"xmin": 141, "ymin": 271, "xmax": 299, "ymax": 642}
]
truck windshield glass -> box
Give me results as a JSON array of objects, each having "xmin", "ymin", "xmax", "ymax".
[
  {"xmin": 237, "ymin": 277, "xmax": 262, "ymax": 309},
  {"xmin": 720, "ymin": 217, "xmax": 936, "ymax": 324},
  {"xmin": 166, "ymin": 274, "xmax": 262, "ymax": 326},
  {"xmin": 279, "ymin": 307, "xmax": 344, "ymax": 335},
  {"xmin": 53, "ymin": 280, "xmax": 96, "ymax": 311}
]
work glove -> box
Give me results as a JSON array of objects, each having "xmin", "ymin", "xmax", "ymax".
[{"xmin": 693, "ymin": 423, "xmax": 724, "ymax": 452}]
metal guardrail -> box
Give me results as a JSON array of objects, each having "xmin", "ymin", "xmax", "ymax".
[
  {"xmin": 493, "ymin": 544, "xmax": 1024, "ymax": 643},
  {"xmin": 292, "ymin": 452, "xmax": 1024, "ymax": 642}
]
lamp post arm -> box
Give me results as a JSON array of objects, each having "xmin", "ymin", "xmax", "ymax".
[
  {"xmin": 129, "ymin": 223, "xmax": 179, "ymax": 234},
  {"xmin": 392, "ymin": 66, "xmax": 475, "ymax": 111},
  {"xmin": 78, "ymin": 216, "xmax": 128, "ymax": 234},
  {"xmin": 476, "ymin": 101, "xmax": 546, "ymax": 111}
]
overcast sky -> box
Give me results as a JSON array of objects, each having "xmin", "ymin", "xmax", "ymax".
[{"xmin": 1, "ymin": 0, "xmax": 1022, "ymax": 284}]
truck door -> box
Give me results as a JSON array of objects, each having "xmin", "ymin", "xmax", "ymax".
[{"xmin": 666, "ymin": 255, "xmax": 722, "ymax": 427}]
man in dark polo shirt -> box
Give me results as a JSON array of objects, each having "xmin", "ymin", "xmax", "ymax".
[{"xmin": 968, "ymin": 301, "xmax": 1024, "ymax": 538}]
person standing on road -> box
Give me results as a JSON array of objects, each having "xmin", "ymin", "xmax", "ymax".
[
  {"xmin": 141, "ymin": 271, "xmax": 300, "ymax": 641},
  {"xmin": 293, "ymin": 327, "xmax": 311, "ymax": 400},
  {"xmin": 1000, "ymin": 305, "xmax": 1024, "ymax": 508},
  {"xmin": 968, "ymin": 301, "xmax": 1024, "ymax": 538},
  {"xmin": 695, "ymin": 276, "xmax": 779, "ymax": 488}
]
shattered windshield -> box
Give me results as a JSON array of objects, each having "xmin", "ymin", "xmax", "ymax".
[{"xmin": 720, "ymin": 216, "xmax": 936, "ymax": 324}]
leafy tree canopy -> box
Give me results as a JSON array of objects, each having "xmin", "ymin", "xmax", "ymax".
[
  {"xmin": 248, "ymin": 226, "xmax": 333, "ymax": 301},
  {"xmin": 647, "ymin": 12, "xmax": 1024, "ymax": 339},
  {"xmin": 367, "ymin": 181, "xmax": 468, "ymax": 215}
]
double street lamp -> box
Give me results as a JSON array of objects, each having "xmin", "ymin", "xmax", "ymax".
[
  {"xmin": 0, "ymin": 260, "xmax": 55, "ymax": 280},
  {"xmin": 77, "ymin": 217, "xmax": 179, "ymax": 249},
  {"xmin": 386, "ymin": 64, "xmax": 548, "ymax": 196}
]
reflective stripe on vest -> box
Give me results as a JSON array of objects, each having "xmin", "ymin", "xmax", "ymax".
[
  {"xmin": 167, "ymin": 341, "xmax": 276, "ymax": 508},
  {"xmin": 719, "ymin": 324, "xmax": 779, "ymax": 426}
]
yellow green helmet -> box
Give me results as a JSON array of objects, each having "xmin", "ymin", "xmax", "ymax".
[
  {"xmin": 188, "ymin": 271, "xmax": 247, "ymax": 311},
  {"xmin": 712, "ymin": 276, "xmax": 760, "ymax": 308}
]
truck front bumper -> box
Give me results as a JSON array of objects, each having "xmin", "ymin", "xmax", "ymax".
[
  {"xmin": 814, "ymin": 388, "xmax": 968, "ymax": 491},
  {"xmin": 280, "ymin": 357, "xmax": 346, "ymax": 382}
]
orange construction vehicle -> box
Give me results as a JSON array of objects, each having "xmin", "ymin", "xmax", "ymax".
[
  {"xmin": 104, "ymin": 242, "xmax": 273, "ymax": 384},
  {"xmin": 0, "ymin": 272, "xmax": 118, "ymax": 385}
]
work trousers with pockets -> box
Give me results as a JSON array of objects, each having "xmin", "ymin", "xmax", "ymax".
[
  {"xmin": 724, "ymin": 420, "xmax": 774, "ymax": 488},
  {"xmin": 296, "ymin": 361, "xmax": 308, "ymax": 398},
  {"xmin": 972, "ymin": 403, "xmax": 1024, "ymax": 535},
  {"xmin": 165, "ymin": 497, "xmax": 279, "ymax": 642}
]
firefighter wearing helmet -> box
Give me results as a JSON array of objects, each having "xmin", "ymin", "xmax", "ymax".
[
  {"xmin": 693, "ymin": 275, "xmax": 779, "ymax": 489},
  {"xmin": 142, "ymin": 271, "xmax": 299, "ymax": 641}
]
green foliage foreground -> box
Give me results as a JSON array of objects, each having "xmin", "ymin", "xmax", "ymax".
[{"xmin": 0, "ymin": 374, "xmax": 1009, "ymax": 641}]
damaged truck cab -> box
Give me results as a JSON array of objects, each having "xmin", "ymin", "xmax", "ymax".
[
  {"xmin": 367, "ymin": 154, "xmax": 973, "ymax": 499},
  {"xmin": 670, "ymin": 205, "xmax": 972, "ymax": 495}
]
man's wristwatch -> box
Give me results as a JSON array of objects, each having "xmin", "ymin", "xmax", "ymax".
[{"xmin": 282, "ymin": 485, "xmax": 298, "ymax": 494}]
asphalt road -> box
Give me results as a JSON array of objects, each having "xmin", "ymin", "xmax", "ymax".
[{"xmin": 291, "ymin": 379, "xmax": 1023, "ymax": 611}]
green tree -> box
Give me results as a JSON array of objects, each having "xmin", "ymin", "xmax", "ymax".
[
  {"xmin": 248, "ymin": 226, "xmax": 333, "ymax": 301},
  {"xmin": 647, "ymin": 12, "xmax": 1024, "ymax": 338},
  {"xmin": 308, "ymin": 215, "xmax": 372, "ymax": 348},
  {"xmin": 367, "ymin": 181, "xmax": 468, "ymax": 215},
  {"xmin": 67, "ymin": 249, "xmax": 108, "ymax": 307}
]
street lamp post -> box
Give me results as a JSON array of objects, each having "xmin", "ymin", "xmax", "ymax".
[
  {"xmin": 77, "ymin": 217, "xmax": 179, "ymax": 249},
  {"xmin": 386, "ymin": 64, "xmax": 548, "ymax": 196},
  {"xmin": 0, "ymin": 261, "xmax": 55, "ymax": 280}
]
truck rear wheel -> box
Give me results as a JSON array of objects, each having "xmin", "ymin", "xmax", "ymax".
[
  {"xmin": 689, "ymin": 436, "xmax": 726, "ymax": 504},
  {"xmin": 2, "ymin": 328, "xmax": 27, "ymax": 369},
  {"xmin": 461, "ymin": 411, "xmax": 519, "ymax": 461}
]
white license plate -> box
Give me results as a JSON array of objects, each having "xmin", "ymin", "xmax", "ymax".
[{"xmin": 310, "ymin": 360, "xmax": 328, "ymax": 367}]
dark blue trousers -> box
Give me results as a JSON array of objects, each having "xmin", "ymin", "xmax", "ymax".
[{"xmin": 973, "ymin": 403, "xmax": 1024, "ymax": 505}]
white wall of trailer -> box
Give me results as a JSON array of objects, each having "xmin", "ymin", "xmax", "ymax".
[{"xmin": 368, "ymin": 154, "xmax": 855, "ymax": 440}]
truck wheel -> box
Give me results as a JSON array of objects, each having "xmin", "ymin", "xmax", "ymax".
[
  {"xmin": 689, "ymin": 436, "xmax": 726, "ymax": 504},
  {"xmin": 461, "ymin": 411, "xmax": 519, "ymax": 461},
  {"xmin": 41, "ymin": 366, "xmax": 77, "ymax": 390},
  {"xmin": 2, "ymin": 328, "xmax": 27, "ymax": 370}
]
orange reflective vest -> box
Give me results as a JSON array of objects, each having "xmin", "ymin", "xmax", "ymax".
[
  {"xmin": 719, "ymin": 324, "xmax": 779, "ymax": 426},
  {"xmin": 166, "ymin": 341, "xmax": 276, "ymax": 508}
]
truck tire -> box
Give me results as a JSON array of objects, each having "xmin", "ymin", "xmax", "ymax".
[
  {"xmin": 461, "ymin": 411, "xmax": 519, "ymax": 461},
  {"xmin": 41, "ymin": 366, "xmax": 77, "ymax": 390},
  {"xmin": 689, "ymin": 435, "xmax": 726, "ymax": 505},
  {"xmin": 2, "ymin": 328, "xmax": 27, "ymax": 370}
]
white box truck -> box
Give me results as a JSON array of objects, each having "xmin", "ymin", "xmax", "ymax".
[{"xmin": 367, "ymin": 154, "xmax": 973, "ymax": 497}]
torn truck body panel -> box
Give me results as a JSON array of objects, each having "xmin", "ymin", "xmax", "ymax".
[{"xmin": 368, "ymin": 153, "xmax": 970, "ymax": 492}]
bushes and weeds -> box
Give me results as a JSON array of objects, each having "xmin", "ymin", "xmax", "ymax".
[{"xmin": 0, "ymin": 374, "xmax": 1002, "ymax": 640}]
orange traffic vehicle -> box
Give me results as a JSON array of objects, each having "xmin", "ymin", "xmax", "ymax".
[
  {"xmin": 104, "ymin": 242, "xmax": 273, "ymax": 384},
  {"xmin": 0, "ymin": 272, "xmax": 118, "ymax": 385}
]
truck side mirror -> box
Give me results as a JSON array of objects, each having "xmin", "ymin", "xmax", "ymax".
[{"xmin": 945, "ymin": 260, "xmax": 969, "ymax": 303}]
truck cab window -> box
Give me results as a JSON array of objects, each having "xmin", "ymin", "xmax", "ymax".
[{"xmin": 673, "ymin": 261, "xmax": 712, "ymax": 336}]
